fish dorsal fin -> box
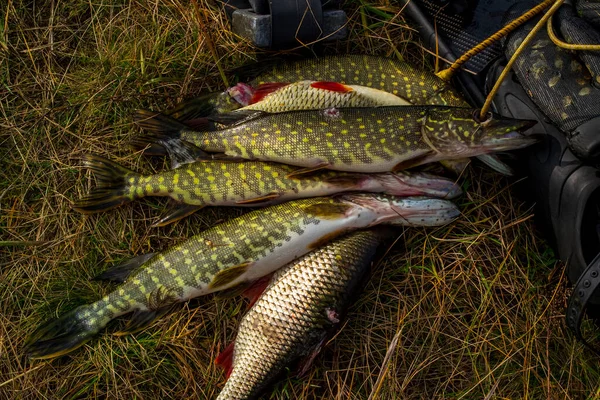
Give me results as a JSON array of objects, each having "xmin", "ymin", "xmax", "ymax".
[
  {"xmin": 310, "ymin": 81, "xmax": 353, "ymax": 93},
  {"xmin": 209, "ymin": 262, "xmax": 252, "ymax": 289},
  {"xmin": 94, "ymin": 253, "xmax": 155, "ymax": 283},
  {"xmin": 215, "ymin": 342, "xmax": 235, "ymax": 379},
  {"xmin": 303, "ymin": 202, "xmax": 352, "ymax": 219},
  {"xmin": 250, "ymin": 82, "xmax": 290, "ymax": 104},
  {"xmin": 182, "ymin": 117, "xmax": 216, "ymax": 132},
  {"xmin": 285, "ymin": 162, "xmax": 331, "ymax": 178},
  {"xmin": 241, "ymin": 275, "xmax": 273, "ymax": 308},
  {"xmin": 152, "ymin": 204, "xmax": 204, "ymax": 227}
]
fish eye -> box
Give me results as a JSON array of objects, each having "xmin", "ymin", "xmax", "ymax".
[{"xmin": 472, "ymin": 110, "xmax": 492, "ymax": 123}]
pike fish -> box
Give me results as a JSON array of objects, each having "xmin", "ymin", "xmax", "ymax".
[
  {"xmin": 24, "ymin": 194, "xmax": 459, "ymax": 359},
  {"xmin": 133, "ymin": 106, "xmax": 536, "ymax": 175},
  {"xmin": 73, "ymin": 154, "xmax": 462, "ymax": 226},
  {"xmin": 215, "ymin": 230, "xmax": 389, "ymax": 400}
]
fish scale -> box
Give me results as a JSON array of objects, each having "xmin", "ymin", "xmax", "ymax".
[
  {"xmin": 167, "ymin": 106, "xmax": 535, "ymax": 173},
  {"xmin": 239, "ymin": 81, "xmax": 409, "ymax": 113},
  {"xmin": 24, "ymin": 194, "xmax": 459, "ymax": 360},
  {"xmin": 251, "ymin": 54, "xmax": 466, "ymax": 107},
  {"xmin": 73, "ymin": 155, "xmax": 462, "ymax": 216},
  {"xmin": 216, "ymin": 230, "xmax": 386, "ymax": 400}
]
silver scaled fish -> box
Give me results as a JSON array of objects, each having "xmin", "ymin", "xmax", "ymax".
[
  {"xmin": 24, "ymin": 194, "xmax": 458, "ymax": 359},
  {"xmin": 215, "ymin": 230, "xmax": 390, "ymax": 400}
]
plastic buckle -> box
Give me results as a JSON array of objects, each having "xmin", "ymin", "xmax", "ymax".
[{"xmin": 229, "ymin": 0, "xmax": 347, "ymax": 48}]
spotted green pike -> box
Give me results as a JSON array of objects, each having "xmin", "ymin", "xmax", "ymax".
[
  {"xmin": 73, "ymin": 154, "xmax": 462, "ymax": 225},
  {"xmin": 24, "ymin": 194, "xmax": 459, "ymax": 359},
  {"xmin": 134, "ymin": 106, "xmax": 536, "ymax": 174},
  {"xmin": 215, "ymin": 230, "xmax": 389, "ymax": 400}
]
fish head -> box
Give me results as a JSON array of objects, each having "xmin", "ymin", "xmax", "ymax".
[
  {"xmin": 422, "ymin": 108, "xmax": 538, "ymax": 157},
  {"xmin": 226, "ymin": 83, "xmax": 255, "ymax": 107},
  {"xmin": 340, "ymin": 193, "xmax": 460, "ymax": 227}
]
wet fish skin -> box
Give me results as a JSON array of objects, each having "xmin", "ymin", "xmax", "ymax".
[
  {"xmin": 238, "ymin": 80, "xmax": 410, "ymax": 113},
  {"xmin": 251, "ymin": 54, "xmax": 467, "ymax": 107},
  {"xmin": 73, "ymin": 154, "xmax": 462, "ymax": 214},
  {"xmin": 24, "ymin": 194, "xmax": 459, "ymax": 360},
  {"xmin": 153, "ymin": 106, "xmax": 536, "ymax": 173},
  {"xmin": 215, "ymin": 230, "xmax": 388, "ymax": 400}
]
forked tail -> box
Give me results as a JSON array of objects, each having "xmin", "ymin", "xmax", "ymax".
[
  {"xmin": 73, "ymin": 154, "xmax": 141, "ymax": 213},
  {"xmin": 24, "ymin": 301, "xmax": 113, "ymax": 359}
]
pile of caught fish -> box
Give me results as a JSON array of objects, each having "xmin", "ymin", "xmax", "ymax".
[{"xmin": 24, "ymin": 55, "xmax": 537, "ymax": 399}]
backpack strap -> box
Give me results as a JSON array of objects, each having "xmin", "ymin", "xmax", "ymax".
[{"xmin": 566, "ymin": 252, "xmax": 600, "ymax": 356}]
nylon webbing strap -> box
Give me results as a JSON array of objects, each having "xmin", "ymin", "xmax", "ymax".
[
  {"xmin": 270, "ymin": 0, "xmax": 323, "ymax": 48},
  {"xmin": 566, "ymin": 252, "xmax": 600, "ymax": 356}
]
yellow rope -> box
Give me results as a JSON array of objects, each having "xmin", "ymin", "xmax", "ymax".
[
  {"xmin": 479, "ymin": 0, "xmax": 565, "ymax": 120},
  {"xmin": 546, "ymin": 14, "xmax": 600, "ymax": 50},
  {"xmin": 435, "ymin": 0, "xmax": 556, "ymax": 81}
]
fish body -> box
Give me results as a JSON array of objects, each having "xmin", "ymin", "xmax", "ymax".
[
  {"xmin": 251, "ymin": 54, "xmax": 467, "ymax": 107},
  {"xmin": 163, "ymin": 55, "xmax": 466, "ymax": 121},
  {"xmin": 135, "ymin": 106, "xmax": 536, "ymax": 174},
  {"xmin": 25, "ymin": 194, "xmax": 459, "ymax": 359},
  {"xmin": 73, "ymin": 154, "xmax": 462, "ymax": 215},
  {"xmin": 215, "ymin": 230, "xmax": 387, "ymax": 400},
  {"xmin": 237, "ymin": 80, "xmax": 410, "ymax": 113}
]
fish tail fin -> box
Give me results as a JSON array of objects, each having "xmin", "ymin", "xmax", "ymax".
[
  {"xmin": 24, "ymin": 301, "xmax": 114, "ymax": 360},
  {"xmin": 73, "ymin": 154, "xmax": 141, "ymax": 213},
  {"xmin": 132, "ymin": 110, "xmax": 210, "ymax": 167}
]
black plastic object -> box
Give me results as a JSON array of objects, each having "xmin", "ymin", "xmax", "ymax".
[
  {"xmin": 405, "ymin": 0, "xmax": 600, "ymax": 348},
  {"xmin": 269, "ymin": 0, "xmax": 323, "ymax": 48}
]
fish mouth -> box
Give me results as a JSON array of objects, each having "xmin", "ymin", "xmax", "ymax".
[
  {"xmin": 341, "ymin": 194, "xmax": 460, "ymax": 227},
  {"xmin": 481, "ymin": 118, "xmax": 539, "ymax": 152}
]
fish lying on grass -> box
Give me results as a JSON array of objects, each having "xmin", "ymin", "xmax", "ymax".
[
  {"xmin": 167, "ymin": 54, "xmax": 466, "ymax": 121},
  {"xmin": 24, "ymin": 194, "xmax": 459, "ymax": 359},
  {"xmin": 163, "ymin": 55, "xmax": 511, "ymax": 175},
  {"xmin": 73, "ymin": 154, "xmax": 462, "ymax": 226},
  {"xmin": 132, "ymin": 106, "xmax": 537, "ymax": 175},
  {"xmin": 215, "ymin": 229, "xmax": 391, "ymax": 400},
  {"xmin": 235, "ymin": 80, "xmax": 410, "ymax": 113}
]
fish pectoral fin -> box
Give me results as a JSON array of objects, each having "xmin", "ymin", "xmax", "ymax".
[
  {"xmin": 209, "ymin": 262, "xmax": 252, "ymax": 289},
  {"xmin": 114, "ymin": 287, "xmax": 178, "ymax": 336},
  {"xmin": 235, "ymin": 193, "xmax": 281, "ymax": 205},
  {"xmin": 215, "ymin": 341, "xmax": 235, "ymax": 379},
  {"xmin": 93, "ymin": 253, "xmax": 156, "ymax": 283},
  {"xmin": 303, "ymin": 202, "xmax": 353, "ymax": 219},
  {"xmin": 439, "ymin": 158, "xmax": 470, "ymax": 175},
  {"xmin": 296, "ymin": 334, "xmax": 329, "ymax": 378},
  {"xmin": 310, "ymin": 81, "xmax": 353, "ymax": 93},
  {"xmin": 285, "ymin": 163, "xmax": 331, "ymax": 178},
  {"xmin": 241, "ymin": 275, "xmax": 273, "ymax": 308},
  {"xmin": 392, "ymin": 150, "xmax": 437, "ymax": 172},
  {"xmin": 250, "ymin": 82, "xmax": 290, "ymax": 104},
  {"xmin": 152, "ymin": 204, "xmax": 205, "ymax": 227},
  {"xmin": 322, "ymin": 174, "xmax": 367, "ymax": 188},
  {"xmin": 476, "ymin": 154, "xmax": 514, "ymax": 176},
  {"xmin": 113, "ymin": 307, "xmax": 171, "ymax": 336}
]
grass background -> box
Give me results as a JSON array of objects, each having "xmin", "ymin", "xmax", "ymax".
[{"xmin": 1, "ymin": 0, "xmax": 599, "ymax": 398}]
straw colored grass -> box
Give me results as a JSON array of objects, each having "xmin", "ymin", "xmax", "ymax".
[{"xmin": 1, "ymin": 0, "xmax": 598, "ymax": 399}]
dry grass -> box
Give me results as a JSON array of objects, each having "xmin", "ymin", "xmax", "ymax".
[{"xmin": 1, "ymin": 0, "xmax": 598, "ymax": 399}]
